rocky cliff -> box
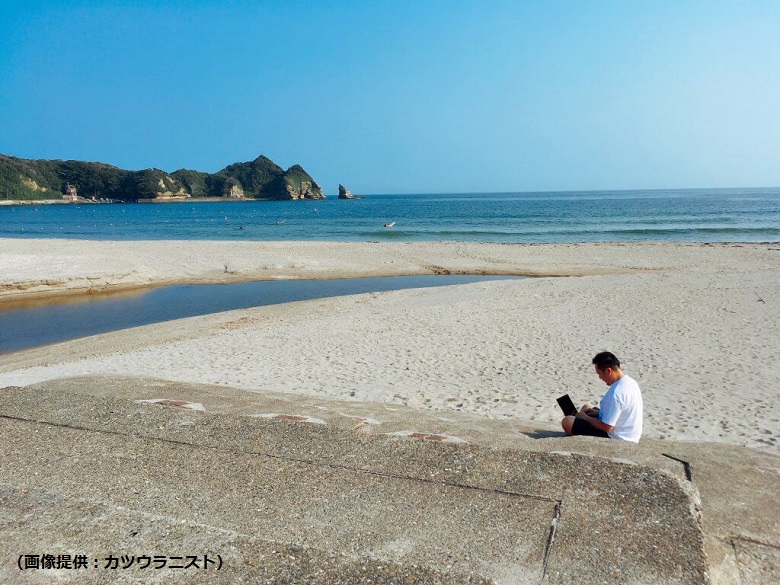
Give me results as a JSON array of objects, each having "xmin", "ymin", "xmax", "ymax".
[
  {"xmin": 277, "ymin": 164, "xmax": 326, "ymax": 200},
  {"xmin": 0, "ymin": 153, "xmax": 324, "ymax": 202}
]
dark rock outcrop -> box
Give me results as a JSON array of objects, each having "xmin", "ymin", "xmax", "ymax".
[{"xmin": 338, "ymin": 184, "xmax": 362, "ymax": 199}]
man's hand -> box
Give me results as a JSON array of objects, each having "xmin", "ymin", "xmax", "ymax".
[
  {"xmin": 577, "ymin": 403, "xmax": 599, "ymax": 418},
  {"xmin": 575, "ymin": 407, "xmax": 615, "ymax": 433}
]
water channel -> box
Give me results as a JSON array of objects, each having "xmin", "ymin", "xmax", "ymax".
[{"xmin": 0, "ymin": 275, "xmax": 520, "ymax": 354}]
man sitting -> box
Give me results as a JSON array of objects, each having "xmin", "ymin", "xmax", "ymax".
[{"xmin": 561, "ymin": 351, "xmax": 643, "ymax": 443}]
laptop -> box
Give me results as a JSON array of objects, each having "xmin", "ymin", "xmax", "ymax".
[{"xmin": 556, "ymin": 394, "xmax": 578, "ymax": 417}]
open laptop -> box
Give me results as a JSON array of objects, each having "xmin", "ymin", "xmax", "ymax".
[{"xmin": 556, "ymin": 394, "xmax": 578, "ymax": 417}]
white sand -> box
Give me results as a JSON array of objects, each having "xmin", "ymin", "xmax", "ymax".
[{"xmin": 1, "ymin": 239, "xmax": 778, "ymax": 452}]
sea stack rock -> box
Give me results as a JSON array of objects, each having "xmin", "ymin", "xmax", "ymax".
[
  {"xmin": 338, "ymin": 184, "xmax": 362, "ymax": 199},
  {"xmin": 280, "ymin": 165, "xmax": 326, "ymax": 200},
  {"xmin": 286, "ymin": 179, "xmax": 326, "ymax": 200}
]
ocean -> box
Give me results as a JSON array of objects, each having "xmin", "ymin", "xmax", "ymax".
[{"xmin": 2, "ymin": 188, "xmax": 779, "ymax": 243}]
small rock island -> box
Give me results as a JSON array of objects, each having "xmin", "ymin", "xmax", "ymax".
[{"xmin": 337, "ymin": 184, "xmax": 362, "ymax": 199}]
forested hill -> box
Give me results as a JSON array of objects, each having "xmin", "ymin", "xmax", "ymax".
[{"xmin": 0, "ymin": 154, "xmax": 325, "ymax": 201}]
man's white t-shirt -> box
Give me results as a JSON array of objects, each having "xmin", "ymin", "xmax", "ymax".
[{"xmin": 598, "ymin": 374, "xmax": 643, "ymax": 442}]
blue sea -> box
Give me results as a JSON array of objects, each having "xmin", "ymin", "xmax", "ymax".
[{"xmin": 1, "ymin": 188, "xmax": 779, "ymax": 243}]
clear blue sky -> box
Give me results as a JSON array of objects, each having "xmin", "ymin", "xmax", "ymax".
[{"xmin": 1, "ymin": 1, "xmax": 778, "ymax": 194}]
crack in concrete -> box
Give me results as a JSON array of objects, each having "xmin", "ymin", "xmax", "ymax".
[
  {"xmin": 539, "ymin": 500, "xmax": 562, "ymax": 584},
  {"xmin": 718, "ymin": 534, "xmax": 780, "ymax": 551},
  {"xmin": 0, "ymin": 481, "xmax": 252, "ymax": 540},
  {"xmin": 717, "ymin": 534, "xmax": 780, "ymax": 585},
  {"xmin": 0, "ymin": 413, "xmax": 562, "ymax": 506},
  {"xmin": 662, "ymin": 452, "xmax": 693, "ymax": 482},
  {"xmin": 0, "ymin": 483, "xmax": 461, "ymax": 579},
  {"xmin": 730, "ymin": 539, "xmax": 744, "ymax": 585}
]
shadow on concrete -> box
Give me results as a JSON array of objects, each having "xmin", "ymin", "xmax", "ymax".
[
  {"xmin": 520, "ymin": 430, "xmax": 564, "ymax": 440},
  {"xmin": 1, "ymin": 375, "xmax": 778, "ymax": 584}
]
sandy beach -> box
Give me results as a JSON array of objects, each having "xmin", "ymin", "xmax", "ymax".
[{"xmin": 1, "ymin": 238, "xmax": 778, "ymax": 453}]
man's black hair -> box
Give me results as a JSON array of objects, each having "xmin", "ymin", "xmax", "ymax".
[{"xmin": 592, "ymin": 351, "xmax": 620, "ymax": 370}]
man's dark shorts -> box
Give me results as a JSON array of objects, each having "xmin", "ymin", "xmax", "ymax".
[{"xmin": 571, "ymin": 417, "xmax": 610, "ymax": 438}]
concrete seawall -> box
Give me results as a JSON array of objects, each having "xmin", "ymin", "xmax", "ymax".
[{"xmin": 2, "ymin": 377, "xmax": 777, "ymax": 584}]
